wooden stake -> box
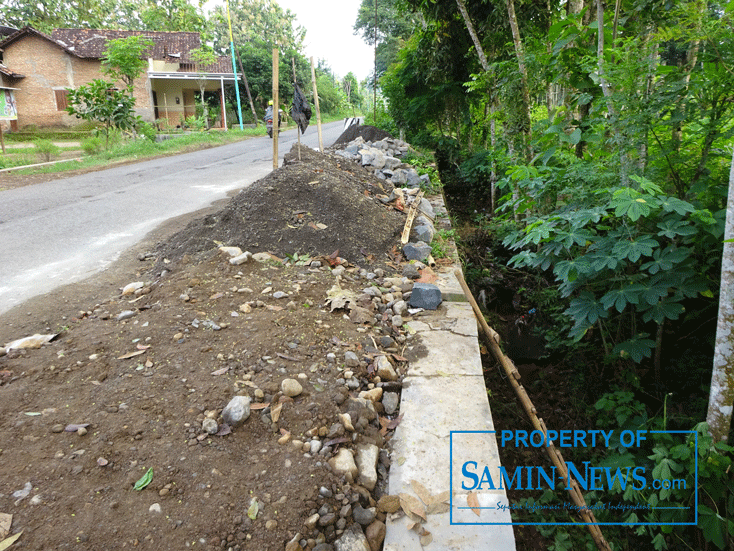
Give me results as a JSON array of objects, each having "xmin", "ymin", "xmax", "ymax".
[
  {"xmin": 309, "ymin": 57, "xmax": 323, "ymax": 152},
  {"xmin": 454, "ymin": 269, "xmax": 612, "ymax": 551},
  {"xmin": 0, "ymin": 124, "xmax": 5, "ymax": 155},
  {"xmin": 272, "ymin": 47, "xmax": 279, "ymax": 170},
  {"xmin": 401, "ymin": 190, "xmax": 424, "ymax": 244},
  {"xmin": 292, "ymin": 58, "xmax": 301, "ymax": 161}
]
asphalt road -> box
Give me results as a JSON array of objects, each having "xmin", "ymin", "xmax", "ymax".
[{"xmin": 0, "ymin": 120, "xmax": 348, "ymax": 315}]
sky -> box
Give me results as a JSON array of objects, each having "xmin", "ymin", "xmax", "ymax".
[
  {"xmin": 206, "ymin": 0, "xmax": 375, "ymax": 82},
  {"xmin": 272, "ymin": 0, "xmax": 374, "ymax": 82}
]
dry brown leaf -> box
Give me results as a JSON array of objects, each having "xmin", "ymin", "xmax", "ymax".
[
  {"xmin": 419, "ymin": 532, "xmax": 433, "ymax": 546},
  {"xmin": 416, "ymin": 267, "xmax": 438, "ymax": 284},
  {"xmin": 136, "ymin": 344, "xmax": 151, "ymax": 350},
  {"xmin": 270, "ymin": 401, "xmax": 283, "ymax": 423},
  {"xmin": 399, "ymin": 493, "xmax": 426, "ymax": 522},
  {"xmin": 467, "ymin": 491, "xmax": 481, "ymax": 517},
  {"xmin": 117, "ymin": 350, "xmax": 146, "ymax": 360},
  {"xmin": 0, "ymin": 514, "xmax": 10, "ymax": 540},
  {"xmin": 410, "ymin": 480, "xmax": 432, "ymax": 507},
  {"xmin": 266, "ymin": 305, "xmax": 284, "ymax": 312},
  {"xmin": 427, "ymin": 490, "xmax": 451, "ymax": 506},
  {"xmin": 250, "ymin": 402, "xmax": 270, "ymax": 410},
  {"xmin": 0, "ymin": 531, "xmax": 22, "ymax": 551},
  {"xmin": 211, "ymin": 367, "xmax": 228, "ymax": 376},
  {"xmin": 405, "ymin": 521, "xmax": 416, "ymax": 531},
  {"xmin": 426, "ymin": 502, "xmax": 450, "ymax": 515}
]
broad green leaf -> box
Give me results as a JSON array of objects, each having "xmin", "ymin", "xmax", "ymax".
[
  {"xmin": 640, "ymin": 280, "xmax": 671, "ymax": 305},
  {"xmin": 133, "ymin": 467, "xmax": 153, "ymax": 491},
  {"xmin": 565, "ymin": 292, "xmax": 608, "ymax": 325},
  {"xmin": 640, "ymin": 246, "xmax": 691, "ymax": 274},
  {"xmin": 613, "ymin": 336, "xmax": 655, "ymax": 363},
  {"xmin": 600, "ymin": 285, "xmax": 644, "ymax": 313},
  {"xmin": 658, "ymin": 196, "xmax": 696, "ymax": 216},
  {"xmin": 612, "ymin": 236, "xmax": 658, "ymax": 262},
  {"xmin": 642, "ymin": 299, "xmax": 685, "ymax": 324},
  {"xmin": 554, "ymin": 258, "xmax": 592, "ymax": 282},
  {"xmin": 629, "ymin": 174, "xmax": 664, "ymax": 195},
  {"xmin": 611, "ymin": 188, "xmax": 657, "ymax": 221},
  {"xmin": 656, "ymin": 219, "xmax": 698, "ymax": 239}
]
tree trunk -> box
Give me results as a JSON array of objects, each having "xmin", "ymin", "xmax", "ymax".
[
  {"xmin": 236, "ymin": 49, "xmax": 259, "ymax": 126},
  {"xmin": 506, "ymin": 0, "xmax": 532, "ymax": 158},
  {"xmin": 707, "ymin": 148, "xmax": 734, "ymax": 442},
  {"xmin": 455, "ymin": 0, "xmax": 490, "ymax": 72}
]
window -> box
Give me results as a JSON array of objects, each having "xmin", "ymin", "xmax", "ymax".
[{"xmin": 54, "ymin": 89, "xmax": 68, "ymax": 111}]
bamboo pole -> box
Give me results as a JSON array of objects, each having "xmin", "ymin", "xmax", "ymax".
[
  {"xmin": 309, "ymin": 57, "xmax": 323, "ymax": 152},
  {"xmin": 454, "ymin": 269, "xmax": 612, "ymax": 551},
  {"xmin": 0, "ymin": 124, "xmax": 5, "ymax": 155},
  {"xmin": 272, "ymin": 47, "xmax": 279, "ymax": 170}
]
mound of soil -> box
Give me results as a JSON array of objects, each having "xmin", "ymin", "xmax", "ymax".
[
  {"xmin": 158, "ymin": 145, "xmax": 404, "ymax": 266},
  {"xmin": 332, "ymin": 125, "xmax": 393, "ymax": 146}
]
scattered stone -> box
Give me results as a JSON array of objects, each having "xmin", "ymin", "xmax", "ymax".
[
  {"xmin": 281, "ymin": 378, "xmax": 303, "ymax": 397},
  {"xmin": 355, "ymin": 444, "xmax": 379, "ymax": 491},
  {"xmin": 375, "ymin": 356, "xmax": 397, "ymax": 382},
  {"xmin": 365, "ymin": 520, "xmax": 386, "ymax": 551},
  {"xmin": 273, "ymin": 291, "xmax": 288, "ymax": 299},
  {"xmin": 344, "ymin": 351, "xmax": 360, "ymax": 368},
  {"xmin": 402, "ymin": 264, "xmax": 420, "ymax": 280},
  {"xmin": 252, "ymin": 252, "xmax": 272, "ymax": 262},
  {"xmin": 393, "ymin": 300, "xmax": 408, "ymax": 316},
  {"xmin": 409, "ymin": 283, "xmax": 443, "ymax": 310},
  {"xmin": 328, "ymin": 449, "xmax": 358, "ymax": 480},
  {"xmin": 339, "ymin": 413, "xmax": 355, "ymax": 432},
  {"xmin": 122, "ymin": 282, "xmax": 144, "ymax": 295},
  {"xmin": 382, "ymin": 392, "xmax": 399, "ymax": 415},
  {"xmin": 116, "ymin": 310, "xmax": 136, "ymax": 321},
  {"xmin": 202, "ymin": 418, "xmax": 218, "ymax": 435},
  {"xmin": 403, "ymin": 241, "xmax": 432, "ymax": 262},
  {"xmin": 51, "ymin": 424, "xmax": 64, "ymax": 433},
  {"xmin": 352, "ymin": 505, "xmax": 376, "ymax": 526},
  {"xmin": 222, "ymin": 395, "xmax": 251, "ymax": 427},
  {"xmin": 377, "ymin": 495, "xmax": 400, "ymax": 514},
  {"xmin": 358, "ymin": 388, "xmax": 382, "ymax": 404},
  {"xmin": 229, "ymin": 251, "xmax": 253, "ymax": 265},
  {"xmin": 334, "ymin": 524, "xmax": 370, "ymax": 551},
  {"xmin": 219, "ymin": 246, "xmax": 243, "ymax": 257},
  {"xmin": 149, "ymin": 503, "xmax": 162, "ymax": 514}
]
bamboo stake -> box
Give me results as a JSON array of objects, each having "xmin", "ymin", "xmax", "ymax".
[
  {"xmin": 309, "ymin": 57, "xmax": 323, "ymax": 152},
  {"xmin": 454, "ymin": 269, "xmax": 612, "ymax": 551},
  {"xmin": 0, "ymin": 124, "xmax": 5, "ymax": 155},
  {"xmin": 272, "ymin": 47, "xmax": 279, "ymax": 170}
]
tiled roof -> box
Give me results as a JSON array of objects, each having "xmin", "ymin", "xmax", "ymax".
[
  {"xmin": 0, "ymin": 64, "xmax": 25, "ymax": 78},
  {"xmin": 0, "ymin": 26, "xmax": 232, "ymax": 74}
]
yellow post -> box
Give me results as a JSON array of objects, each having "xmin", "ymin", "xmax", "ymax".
[
  {"xmin": 310, "ymin": 57, "xmax": 324, "ymax": 152},
  {"xmin": 272, "ymin": 47, "xmax": 279, "ymax": 169}
]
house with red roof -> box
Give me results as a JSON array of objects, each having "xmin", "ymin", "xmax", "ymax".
[{"xmin": 0, "ymin": 26, "xmax": 237, "ymax": 132}]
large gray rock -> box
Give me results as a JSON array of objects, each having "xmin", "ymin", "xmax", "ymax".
[
  {"xmin": 403, "ymin": 241, "xmax": 432, "ymax": 261},
  {"xmin": 406, "ymin": 169, "xmax": 422, "ymax": 188},
  {"xmin": 222, "ymin": 395, "xmax": 251, "ymax": 427},
  {"xmin": 410, "ymin": 283, "xmax": 443, "ymax": 310},
  {"xmin": 418, "ymin": 198, "xmax": 435, "ymax": 219},
  {"xmin": 334, "ymin": 524, "xmax": 370, "ymax": 551},
  {"xmin": 383, "ymin": 156, "xmax": 401, "ymax": 170},
  {"xmin": 411, "ymin": 222, "xmax": 435, "ymax": 244},
  {"xmin": 391, "ymin": 169, "xmax": 408, "ymax": 185}
]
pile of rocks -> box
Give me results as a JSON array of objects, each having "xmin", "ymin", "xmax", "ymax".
[{"xmin": 333, "ymin": 137, "xmax": 430, "ymax": 189}]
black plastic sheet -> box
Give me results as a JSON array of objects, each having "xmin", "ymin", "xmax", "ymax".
[{"xmin": 290, "ymin": 83, "xmax": 312, "ymax": 134}]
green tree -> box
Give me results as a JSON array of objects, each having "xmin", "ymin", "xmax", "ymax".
[
  {"xmin": 66, "ymin": 79, "xmax": 139, "ymax": 148},
  {"xmin": 210, "ymin": 0, "xmax": 304, "ymax": 52},
  {"xmin": 101, "ymin": 35, "xmax": 154, "ymax": 89},
  {"xmin": 190, "ymin": 46, "xmax": 218, "ymax": 126}
]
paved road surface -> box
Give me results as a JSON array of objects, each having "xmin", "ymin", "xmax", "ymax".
[{"xmin": 0, "ymin": 120, "xmax": 349, "ymax": 315}]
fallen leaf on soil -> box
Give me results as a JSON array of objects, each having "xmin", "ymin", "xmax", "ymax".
[
  {"xmin": 379, "ymin": 414, "xmax": 404, "ymax": 433},
  {"xmin": 211, "ymin": 367, "xmax": 228, "ymax": 376},
  {"xmin": 426, "ymin": 501, "xmax": 450, "ymax": 515},
  {"xmin": 467, "ymin": 491, "xmax": 481, "ymax": 517},
  {"xmin": 420, "ymin": 531, "xmax": 433, "ymax": 546},
  {"xmin": 270, "ymin": 401, "xmax": 283, "ymax": 423},
  {"xmin": 64, "ymin": 424, "xmax": 90, "ymax": 432},
  {"xmin": 247, "ymin": 498, "xmax": 259, "ymax": 520},
  {"xmin": 136, "ymin": 344, "xmax": 151, "ymax": 350},
  {"xmin": 399, "ymin": 493, "xmax": 426, "ymax": 521},
  {"xmin": 276, "ymin": 353, "xmax": 303, "ymax": 362},
  {"xmin": 266, "ymin": 305, "xmax": 284, "ymax": 312},
  {"xmin": 133, "ymin": 467, "xmax": 153, "ymax": 491},
  {"xmin": 416, "ymin": 267, "xmax": 438, "ymax": 284},
  {"xmin": 215, "ymin": 424, "xmax": 232, "ymax": 436},
  {"xmin": 323, "ymin": 437, "xmax": 349, "ymax": 448},
  {"xmin": 391, "ymin": 353, "xmax": 408, "ymax": 363},
  {"xmin": 0, "ymin": 513, "xmax": 11, "ymax": 539},
  {"xmin": 0, "ymin": 531, "xmax": 22, "ymax": 551},
  {"xmin": 250, "ymin": 403, "xmax": 270, "ymax": 410},
  {"xmin": 405, "ymin": 521, "xmax": 416, "ymax": 531},
  {"xmin": 209, "ymin": 292, "xmax": 224, "ymax": 300},
  {"xmin": 117, "ymin": 350, "xmax": 146, "ymax": 360}
]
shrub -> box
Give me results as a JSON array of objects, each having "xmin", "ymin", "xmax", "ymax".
[
  {"xmin": 34, "ymin": 139, "xmax": 60, "ymax": 162},
  {"xmin": 81, "ymin": 137, "xmax": 104, "ymax": 155},
  {"xmin": 137, "ymin": 121, "xmax": 156, "ymax": 141}
]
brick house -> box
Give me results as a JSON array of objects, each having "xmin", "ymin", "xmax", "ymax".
[{"xmin": 0, "ymin": 26, "xmax": 237, "ymax": 132}]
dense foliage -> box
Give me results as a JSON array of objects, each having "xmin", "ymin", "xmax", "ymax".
[{"xmin": 358, "ymin": 0, "xmax": 734, "ymax": 548}]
